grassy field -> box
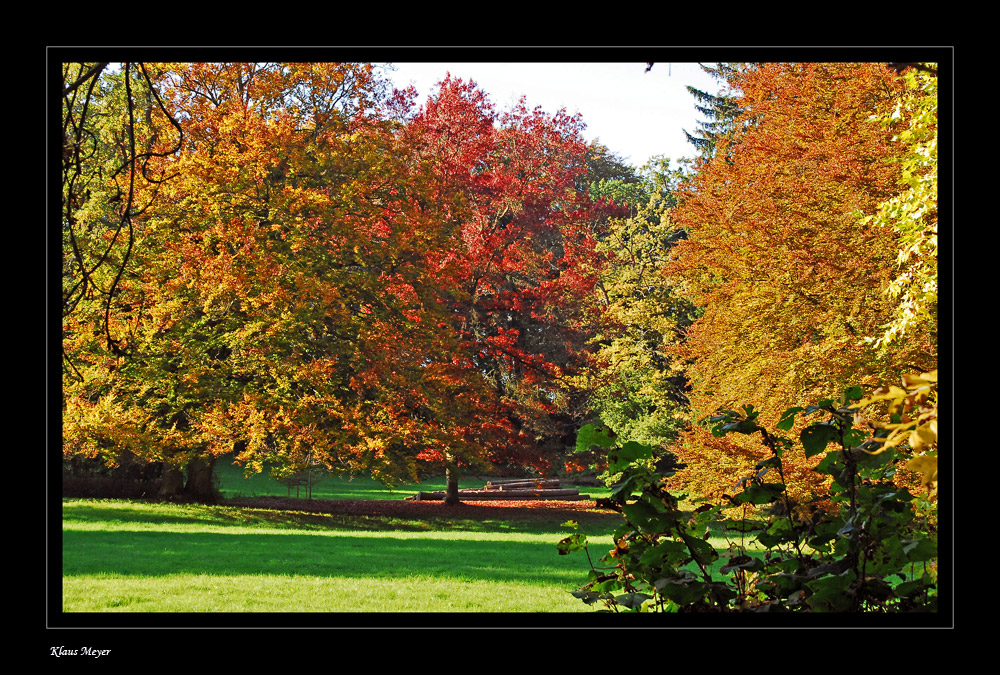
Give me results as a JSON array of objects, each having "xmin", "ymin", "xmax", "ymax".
[
  {"xmin": 61, "ymin": 461, "xmax": 627, "ymax": 613},
  {"xmin": 61, "ymin": 498, "xmax": 620, "ymax": 613},
  {"xmin": 61, "ymin": 462, "xmax": 766, "ymax": 614}
]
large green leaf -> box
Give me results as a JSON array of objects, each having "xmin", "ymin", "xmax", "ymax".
[
  {"xmin": 720, "ymin": 554, "xmax": 764, "ymax": 575},
  {"xmin": 576, "ymin": 424, "xmax": 617, "ymax": 453},
  {"xmin": 609, "ymin": 440, "xmax": 653, "ymax": 473},
  {"xmin": 680, "ymin": 531, "xmax": 719, "ymax": 566},
  {"xmin": 902, "ymin": 537, "xmax": 937, "ymax": 563},
  {"xmin": 614, "ymin": 592, "xmax": 653, "ymax": 610},
  {"xmin": 777, "ymin": 406, "xmax": 804, "ymax": 431},
  {"xmin": 639, "ymin": 539, "xmax": 689, "ymax": 568},
  {"xmin": 733, "ymin": 482, "xmax": 784, "ymax": 505},
  {"xmin": 622, "ymin": 497, "xmax": 679, "ymax": 533},
  {"xmin": 805, "ymin": 573, "xmax": 856, "ymax": 612},
  {"xmin": 655, "ymin": 578, "xmax": 711, "ymax": 606},
  {"xmin": 557, "ymin": 532, "xmax": 587, "ymax": 555},
  {"xmin": 801, "ymin": 423, "xmax": 841, "ymax": 458}
]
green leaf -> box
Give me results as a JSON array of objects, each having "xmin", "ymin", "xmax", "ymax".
[
  {"xmin": 639, "ymin": 539, "xmax": 689, "ymax": 568},
  {"xmin": 720, "ymin": 419, "xmax": 759, "ymax": 435},
  {"xmin": 843, "ymin": 385, "xmax": 864, "ymax": 404},
  {"xmin": 609, "ymin": 440, "xmax": 653, "ymax": 472},
  {"xmin": 655, "ymin": 579, "xmax": 711, "ymax": 606},
  {"xmin": 842, "ymin": 428, "xmax": 867, "ymax": 449},
  {"xmin": 609, "ymin": 471, "xmax": 646, "ymax": 503},
  {"xmin": 614, "ymin": 592, "xmax": 653, "ymax": 610},
  {"xmin": 755, "ymin": 518, "xmax": 798, "ymax": 548},
  {"xmin": 623, "ymin": 498, "xmax": 678, "ymax": 533},
  {"xmin": 902, "ymin": 537, "xmax": 937, "ymax": 563},
  {"xmin": 576, "ymin": 424, "xmax": 617, "ymax": 453},
  {"xmin": 801, "ymin": 423, "xmax": 841, "ymax": 458},
  {"xmin": 557, "ymin": 532, "xmax": 587, "ymax": 555},
  {"xmin": 680, "ymin": 531, "xmax": 719, "ymax": 566},
  {"xmin": 572, "ymin": 589, "xmax": 612, "ymax": 605},
  {"xmin": 720, "ymin": 554, "xmax": 765, "ymax": 575},
  {"xmin": 806, "ymin": 573, "xmax": 855, "ymax": 612},
  {"xmin": 813, "ymin": 450, "xmax": 841, "ymax": 476},
  {"xmin": 733, "ymin": 483, "xmax": 784, "ymax": 505},
  {"xmin": 777, "ymin": 406, "xmax": 804, "ymax": 431}
]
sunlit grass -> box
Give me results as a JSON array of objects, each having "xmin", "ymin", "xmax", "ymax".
[
  {"xmin": 61, "ymin": 499, "xmax": 616, "ymax": 613},
  {"xmin": 62, "ymin": 573, "xmax": 599, "ymax": 613}
]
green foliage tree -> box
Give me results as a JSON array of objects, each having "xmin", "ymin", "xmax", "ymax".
[{"xmin": 581, "ymin": 157, "xmax": 696, "ymax": 462}]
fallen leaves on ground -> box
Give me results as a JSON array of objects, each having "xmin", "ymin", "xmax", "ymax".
[{"xmin": 223, "ymin": 496, "xmax": 617, "ymax": 524}]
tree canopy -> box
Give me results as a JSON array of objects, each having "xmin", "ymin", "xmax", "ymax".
[
  {"xmin": 663, "ymin": 62, "xmax": 939, "ymax": 502},
  {"xmin": 60, "ymin": 59, "xmax": 940, "ymax": 512},
  {"xmin": 61, "ymin": 62, "xmax": 616, "ymax": 499}
]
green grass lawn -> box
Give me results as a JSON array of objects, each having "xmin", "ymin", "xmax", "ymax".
[
  {"xmin": 62, "ymin": 463, "xmax": 768, "ymax": 613},
  {"xmin": 61, "ymin": 498, "xmax": 621, "ymax": 613}
]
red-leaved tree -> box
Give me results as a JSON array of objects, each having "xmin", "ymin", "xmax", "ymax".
[{"xmin": 399, "ymin": 76, "xmax": 612, "ymax": 501}]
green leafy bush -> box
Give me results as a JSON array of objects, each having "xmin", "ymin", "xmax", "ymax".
[{"xmin": 559, "ymin": 373, "xmax": 938, "ymax": 613}]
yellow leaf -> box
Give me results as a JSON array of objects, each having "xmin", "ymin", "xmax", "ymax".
[
  {"xmin": 852, "ymin": 385, "xmax": 907, "ymax": 411},
  {"xmin": 905, "ymin": 454, "xmax": 938, "ymax": 487},
  {"xmin": 908, "ymin": 420, "xmax": 937, "ymax": 451},
  {"xmin": 902, "ymin": 370, "xmax": 937, "ymax": 388}
]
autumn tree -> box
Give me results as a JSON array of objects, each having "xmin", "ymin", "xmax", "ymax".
[
  {"xmin": 62, "ymin": 62, "xmax": 183, "ymax": 366},
  {"xmin": 582, "ymin": 156, "xmax": 696, "ymax": 459},
  {"xmin": 62, "ymin": 62, "xmax": 431, "ymax": 498},
  {"xmin": 400, "ymin": 76, "xmax": 612, "ymax": 502},
  {"xmin": 61, "ymin": 62, "xmax": 197, "ymax": 492},
  {"xmin": 664, "ymin": 62, "xmax": 936, "ymax": 504},
  {"xmin": 862, "ymin": 63, "xmax": 938, "ymax": 350},
  {"xmin": 62, "ymin": 65, "xmax": 614, "ymax": 503}
]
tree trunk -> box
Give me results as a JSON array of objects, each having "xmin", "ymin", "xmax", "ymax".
[
  {"xmin": 185, "ymin": 455, "xmax": 217, "ymax": 502},
  {"xmin": 159, "ymin": 463, "xmax": 185, "ymax": 500},
  {"xmin": 443, "ymin": 452, "xmax": 461, "ymax": 506}
]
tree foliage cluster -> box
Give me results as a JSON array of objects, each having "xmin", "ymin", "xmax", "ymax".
[
  {"xmin": 560, "ymin": 61, "xmax": 940, "ymax": 613},
  {"xmin": 61, "ymin": 62, "xmax": 619, "ymax": 500},
  {"xmin": 60, "ymin": 60, "xmax": 941, "ymax": 601},
  {"xmin": 658, "ymin": 62, "xmax": 939, "ymax": 505}
]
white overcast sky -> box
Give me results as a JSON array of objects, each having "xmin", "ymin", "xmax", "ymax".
[{"xmin": 380, "ymin": 61, "xmax": 722, "ymax": 170}]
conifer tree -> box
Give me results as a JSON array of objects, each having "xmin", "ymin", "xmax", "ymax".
[{"xmin": 682, "ymin": 62, "xmax": 746, "ymax": 159}]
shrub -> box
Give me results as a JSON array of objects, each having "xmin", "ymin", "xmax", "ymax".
[{"xmin": 559, "ymin": 372, "xmax": 938, "ymax": 613}]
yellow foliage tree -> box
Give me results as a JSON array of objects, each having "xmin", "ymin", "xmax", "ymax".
[{"xmin": 663, "ymin": 63, "xmax": 938, "ymax": 503}]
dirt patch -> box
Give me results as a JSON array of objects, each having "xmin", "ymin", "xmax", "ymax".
[{"xmin": 223, "ymin": 496, "xmax": 619, "ymax": 524}]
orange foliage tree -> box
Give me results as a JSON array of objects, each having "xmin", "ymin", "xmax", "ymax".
[
  {"xmin": 664, "ymin": 62, "xmax": 938, "ymax": 504},
  {"xmin": 63, "ymin": 62, "xmax": 439, "ymax": 495},
  {"xmin": 62, "ymin": 64, "xmax": 611, "ymax": 500}
]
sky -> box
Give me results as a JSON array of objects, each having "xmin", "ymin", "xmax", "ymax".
[{"xmin": 380, "ymin": 62, "xmax": 723, "ymax": 170}]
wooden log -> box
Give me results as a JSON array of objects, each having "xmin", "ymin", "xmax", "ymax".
[
  {"xmin": 481, "ymin": 488, "xmax": 582, "ymax": 497},
  {"xmin": 411, "ymin": 489, "xmax": 590, "ymax": 501},
  {"xmin": 485, "ymin": 479, "xmax": 560, "ymax": 490}
]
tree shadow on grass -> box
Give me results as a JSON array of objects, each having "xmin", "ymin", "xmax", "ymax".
[
  {"xmin": 63, "ymin": 502, "xmax": 435, "ymax": 532},
  {"xmin": 62, "ymin": 528, "xmax": 592, "ymax": 587},
  {"xmin": 63, "ymin": 500, "xmax": 621, "ymax": 535}
]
